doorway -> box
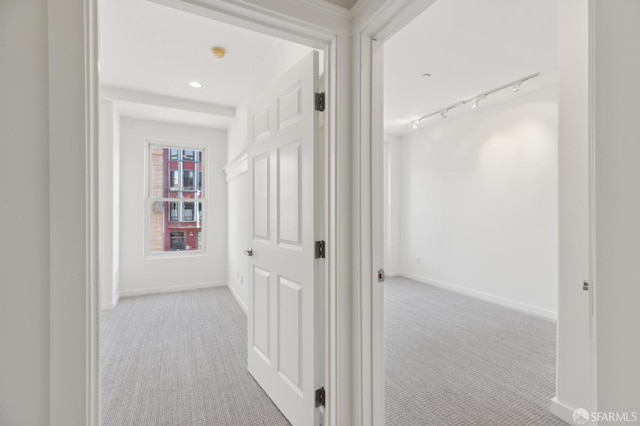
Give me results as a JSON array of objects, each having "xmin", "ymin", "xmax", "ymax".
[
  {"xmin": 96, "ymin": 0, "xmax": 330, "ymax": 424},
  {"xmin": 380, "ymin": 0, "xmax": 561, "ymax": 423}
]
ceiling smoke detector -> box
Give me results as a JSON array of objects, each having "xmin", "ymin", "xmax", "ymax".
[{"xmin": 211, "ymin": 46, "xmax": 226, "ymax": 59}]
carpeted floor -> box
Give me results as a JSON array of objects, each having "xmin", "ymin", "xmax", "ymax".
[
  {"xmin": 100, "ymin": 287, "xmax": 290, "ymax": 426},
  {"xmin": 385, "ymin": 277, "xmax": 567, "ymax": 425}
]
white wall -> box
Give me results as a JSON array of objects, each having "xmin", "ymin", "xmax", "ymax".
[
  {"xmin": 386, "ymin": 85, "xmax": 558, "ymax": 319},
  {"xmin": 552, "ymin": 0, "xmax": 593, "ymax": 419},
  {"xmin": 118, "ymin": 118, "xmax": 227, "ymax": 295},
  {"xmin": 0, "ymin": 1, "xmax": 50, "ymax": 424},
  {"xmin": 99, "ymin": 100, "xmax": 121, "ymax": 309},
  {"xmin": 226, "ymin": 172, "xmax": 249, "ymax": 309},
  {"xmin": 225, "ymin": 104, "xmax": 250, "ymax": 309},
  {"xmin": 594, "ymin": 0, "xmax": 640, "ymax": 415}
]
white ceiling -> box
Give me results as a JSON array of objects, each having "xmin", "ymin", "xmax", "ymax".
[
  {"xmin": 384, "ymin": 0, "xmax": 558, "ymax": 136},
  {"xmin": 99, "ymin": 0, "xmax": 312, "ymax": 126}
]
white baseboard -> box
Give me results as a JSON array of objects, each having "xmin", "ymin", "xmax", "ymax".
[
  {"xmin": 100, "ymin": 293, "xmax": 120, "ymax": 311},
  {"xmin": 227, "ymin": 282, "xmax": 248, "ymax": 314},
  {"xmin": 395, "ymin": 272, "xmax": 557, "ymax": 321},
  {"xmin": 119, "ymin": 281, "xmax": 226, "ymax": 298},
  {"xmin": 550, "ymin": 396, "xmax": 581, "ymax": 424},
  {"xmin": 385, "ymin": 271, "xmax": 401, "ymax": 278},
  {"xmin": 100, "ymin": 302, "xmax": 118, "ymax": 311}
]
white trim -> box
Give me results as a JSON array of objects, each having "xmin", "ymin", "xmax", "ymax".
[
  {"xmin": 149, "ymin": 0, "xmax": 349, "ymax": 44},
  {"xmin": 223, "ymin": 149, "xmax": 249, "ymax": 182},
  {"xmin": 227, "ymin": 282, "xmax": 248, "ymax": 314},
  {"xmin": 296, "ymin": 0, "xmax": 352, "ymax": 18},
  {"xmin": 100, "ymin": 302, "xmax": 118, "ymax": 311},
  {"xmin": 587, "ymin": 0, "xmax": 598, "ymax": 415},
  {"xmin": 100, "ymin": 85, "xmax": 235, "ymax": 117},
  {"xmin": 119, "ymin": 280, "xmax": 226, "ymax": 298},
  {"xmin": 396, "ymin": 272, "xmax": 557, "ymax": 321},
  {"xmin": 550, "ymin": 397, "xmax": 582, "ymax": 425}
]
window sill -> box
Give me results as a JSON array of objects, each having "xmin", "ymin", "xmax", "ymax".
[{"xmin": 145, "ymin": 251, "xmax": 207, "ymax": 260}]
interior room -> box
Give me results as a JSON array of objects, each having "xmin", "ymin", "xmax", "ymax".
[
  {"xmin": 97, "ymin": 0, "xmax": 320, "ymax": 423},
  {"xmin": 383, "ymin": 0, "xmax": 561, "ymax": 424}
]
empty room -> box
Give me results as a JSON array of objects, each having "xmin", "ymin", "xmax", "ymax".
[
  {"xmin": 97, "ymin": 0, "xmax": 325, "ymax": 424},
  {"xmin": 382, "ymin": 0, "xmax": 562, "ymax": 424}
]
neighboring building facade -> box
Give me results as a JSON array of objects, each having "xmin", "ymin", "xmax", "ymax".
[{"xmin": 150, "ymin": 146, "xmax": 204, "ymax": 252}]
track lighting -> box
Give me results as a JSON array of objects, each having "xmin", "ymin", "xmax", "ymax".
[
  {"xmin": 512, "ymin": 81, "xmax": 523, "ymax": 93},
  {"xmin": 408, "ymin": 73, "xmax": 539, "ymax": 126},
  {"xmin": 472, "ymin": 95, "xmax": 486, "ymax": 109}
]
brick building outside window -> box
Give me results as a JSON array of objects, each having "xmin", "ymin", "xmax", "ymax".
[{"xmin": 149, "ymin": 145, "xmax": 204, "ymax": 253}]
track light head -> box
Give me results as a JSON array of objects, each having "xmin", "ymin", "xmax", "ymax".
[
  {"xmin": 513, "ymin": 81, "xmax": 523, "ymax": 93},
  {"xmin": 472, "ymin": 99, "xmax": 479, "ymax": 109},
  {"xmin": 441, "ymin": 110, "xmax": 448, "ymax": 119},
  {"xmin": 412, "ymin": 120, "xmax": 419, "ymax": 129}
]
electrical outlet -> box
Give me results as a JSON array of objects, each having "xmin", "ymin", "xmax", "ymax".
[{"xmin": 417, "ymin": 257, "xmax": 421, "ymax": 264}]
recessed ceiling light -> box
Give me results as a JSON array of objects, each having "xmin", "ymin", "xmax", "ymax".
[
  {"xmin": 211, "ymin": 46, "xmax": 226, "ymax": 59},
  {"xmin": 421, "ymin": 73, "xmax": 432, "ymax": 78},
  {"xmin": 189, "ymin": 81, "xmax": 203, "ymax": 88}
]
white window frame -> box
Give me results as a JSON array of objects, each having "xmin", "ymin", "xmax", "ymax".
[{"xmin": 145, "ymin": 139, "xmax": 207, "ymax": 258}]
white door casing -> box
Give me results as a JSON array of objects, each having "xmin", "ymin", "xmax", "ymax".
[{"xmin": 247, "ymin": 51, "xmax": 320, "ymax": 426}]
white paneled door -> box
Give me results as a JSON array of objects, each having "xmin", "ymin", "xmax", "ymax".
[{"xmin": 247, "ymin": 51, "xmax": 321, "ymax": 426}]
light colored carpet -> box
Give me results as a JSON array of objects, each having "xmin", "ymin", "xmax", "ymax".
[
  {"xmin": 385, "ymin": 277, "xmax": 567, "ymax": 426},
  {"xmin": 100, "ymin": 287, "xmax": 290, "ymax": 426}
]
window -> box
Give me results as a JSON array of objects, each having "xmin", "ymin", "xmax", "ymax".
[
  {"xmin": 169, "ymin": 231, "xmax": 186, "ymax": 250},
  {"xmin": 183, "ymin": 170, "xmax": 195, "ymax": 191},
  {"xmin": 148, "ymin": 145, "xmax": 205, "ymax": 254}
]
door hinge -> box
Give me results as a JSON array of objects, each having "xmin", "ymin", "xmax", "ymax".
[
  {"xmin": 315, "ymin": 387, "xmax": 326, "ymax": 408},
  {"xmin": 583, "ymin": 280, "xmax": 589, "ymax": 291},
  {"xmin": 315, "ymin": 240, "xmax": 326, "ymax": 259},
  {"xmin": 315, "ymin": 92, "xmax": 325, "ymax": 112}
]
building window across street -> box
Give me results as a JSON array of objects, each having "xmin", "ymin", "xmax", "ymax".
[{"xmin": 148, "ymin": 144, "xmax": 204, "ymax": 254}]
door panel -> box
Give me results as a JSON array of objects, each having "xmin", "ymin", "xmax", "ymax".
[
  {"xmin": 252, "ymin": 266, "xmax": 271, "ymax": 362},
  {"xmin": 278, "ymin": 141, "xmax": 302, "ymax": 246},
  {"xmin": 247, "ymin": 51, "xmax": 319, "ymax": 426},
  {"xmin": 252, "ymin": 153, "xmax": 270, "ymax": 241},
  {"xmin": 278, "ymin": 276, "xmax": 302, "ymax": 390}
]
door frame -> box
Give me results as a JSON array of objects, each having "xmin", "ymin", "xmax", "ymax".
[
  {"xmin": 354, "ymin": 1, "xmax": 598, "ymax": 425},
  {"xmin": 48, "ymin": 1, "xmax": 352, "ymax": 425}
]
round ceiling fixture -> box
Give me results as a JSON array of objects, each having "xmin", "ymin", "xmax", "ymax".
[
  {"xmin": 421, "ymin": 73, "xmax": 432, "ymax": 78},
  {"xmin": 211, "ymin": 46, "xmax": 226, "ymax": 59},
  {"xmin": 189, "ymin": 81, "xmax": 203, "ymax": 88}
]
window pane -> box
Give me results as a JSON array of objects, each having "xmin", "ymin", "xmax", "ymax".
[
  {"xmin": 183, "ymin": 170, "xmax": 195, "ymax": 191},
  {"xmin": 183, "ymin": 202, "xmax": 194, "ymax": 221},
  {"xmin": 148, "ymin": 144, "xmax": 205, "ymax": 254},
  {"xmin": 169, "ymin": 202, "xmax": 179, "ymax": 221},
  {"xmin": 170, "ymin": 232, "xmax": 186, "ymax": 250},
  {"xmin": 169, "ymin": 170, "xmax": 179, "ymax": 191},
  {"xmin": 150, "ymin": 147, "xmax": 165, "ymax": 198},
  {"xmin": 149, "ymin": 201, "xmax": 204, "ymax": 253}
]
